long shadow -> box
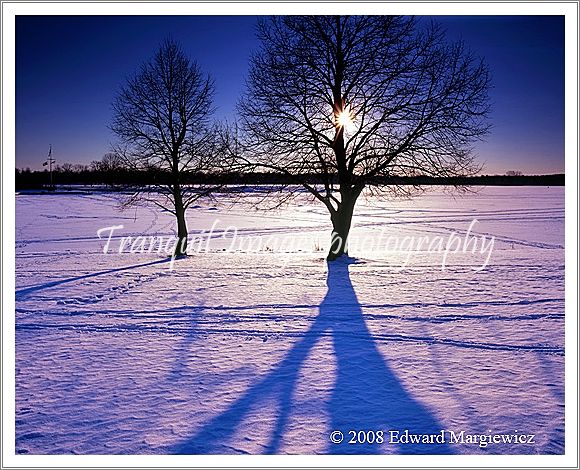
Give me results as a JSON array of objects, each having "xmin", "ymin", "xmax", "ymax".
[
  {"xmin": 323, "ymin": 259, "xmax": 452, "ymax": 455},
  {"xmin": 173, "ymin": 258, "xmax": 452, "ymax": 454},
  {"xmin": 15, "ymin": 258, "xmax": 172, "ymax": 300}
]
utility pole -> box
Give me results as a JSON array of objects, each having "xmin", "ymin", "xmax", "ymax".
[{"xmin": 43, "ymin": 145, "xmax": 55, "ymax": 190}]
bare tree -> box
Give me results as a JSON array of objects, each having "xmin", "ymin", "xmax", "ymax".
[
  {"xmin": 90, "ymin": 153, "xmax": 126, "ymax": 187},
  {"xmin": 91, "ymin": 152, "xmax": 124, "ymax": 173},
  {"xmin": 111, "ymin": 39, "xmax": 218, "ymax": 256},
  {"xmin": 237, "ymin": 16, "xmax": 491, "ymax": 260}
]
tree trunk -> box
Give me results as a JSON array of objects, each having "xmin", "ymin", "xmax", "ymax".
[
  {"xmin": 173, "ymin": 187, "xmax": 188, "ymax": 257},
  {"xmin": 327, "ymin": 195, "xmax": 356, "ymax": 261}
]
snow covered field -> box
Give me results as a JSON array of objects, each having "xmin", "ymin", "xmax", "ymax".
[{"xmin": 15, "ymin": 186, "xmax": 565, "ymax": 455}]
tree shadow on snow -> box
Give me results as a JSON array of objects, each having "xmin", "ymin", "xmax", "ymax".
[
  {"xmin": 172, "ymin": 258, "xmax": 452, "ymax": 455},
  {"xmin": 15, "ymin": 258, "xmax": 172, "ymax": 301}
]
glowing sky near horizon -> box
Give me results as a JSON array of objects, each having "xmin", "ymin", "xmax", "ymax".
[{"xmin": 16, "ymin": 15, "xmax": 564, "ymax": 174}]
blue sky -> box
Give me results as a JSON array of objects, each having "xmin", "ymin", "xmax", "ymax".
[{"xmin": 16, "ymin": 15, "xmax": 564, "ymax": 174}]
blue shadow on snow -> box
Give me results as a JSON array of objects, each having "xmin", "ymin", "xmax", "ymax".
[{"xmin": 173, "ymin": 258, "xmax": 453, "ymax": 455}]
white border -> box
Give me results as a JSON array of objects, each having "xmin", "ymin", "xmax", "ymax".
[
  {"xmin": 564, "ymin": 3, "xmax": 579, "ymax": 468},
  {"xmin": 2, "ymin": 2, "xmax": 578, "ymax": 468}
]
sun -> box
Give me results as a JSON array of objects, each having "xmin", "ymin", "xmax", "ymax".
[
  {"xmin": 336, "ymin": 110, "xmax": 352, "ymax": 127},
  {"xmin": 335, "ymin": 105, "xmax": 355, "ymax": 131}
]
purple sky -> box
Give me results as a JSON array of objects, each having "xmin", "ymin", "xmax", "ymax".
[{"xmin": 16, "ymin": 15, "xmax": 564, "ymax": 174}]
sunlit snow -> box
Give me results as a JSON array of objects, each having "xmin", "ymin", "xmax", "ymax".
[{"xmin": 15, "ymin": 186, "xmax": 564, "ymax": 454}]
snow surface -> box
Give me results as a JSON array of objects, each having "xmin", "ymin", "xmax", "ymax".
[{"xmin": 15, "ymin": 186, "xmax": 564, "ymax": 454}]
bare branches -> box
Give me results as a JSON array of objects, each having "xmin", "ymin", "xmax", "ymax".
[
  {"xmin": 110, "ymin": 39, "xmax": 222, "ymax": 214},
  {"xmin": 235, "ymin": 15, "xmax": 491, "ymax": 259},
  {"xmin": 110, "ymin": 39, "xmax": 223, "ymax": 255},
  {"xmin": 238, "ymin": 15, "xmax": 491, "ymax": 203}
]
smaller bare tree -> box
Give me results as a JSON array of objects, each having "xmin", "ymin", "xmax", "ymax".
[{"xmin": 111, "ymin": 39, "xmax": 221, "ymax": 256}]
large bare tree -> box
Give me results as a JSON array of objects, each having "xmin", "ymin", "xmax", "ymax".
[
  {"xmin": 111, "ymin": 39, "xmax": 217, "ymax": 256},
  {"xmin": 237, "ymin": 16, "xmax": 491, "ymax": 260}
]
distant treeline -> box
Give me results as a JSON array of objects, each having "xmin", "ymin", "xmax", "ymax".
[{"xmin": 15, "ymin": 167, "xmax": 565, "ymax": 190}]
